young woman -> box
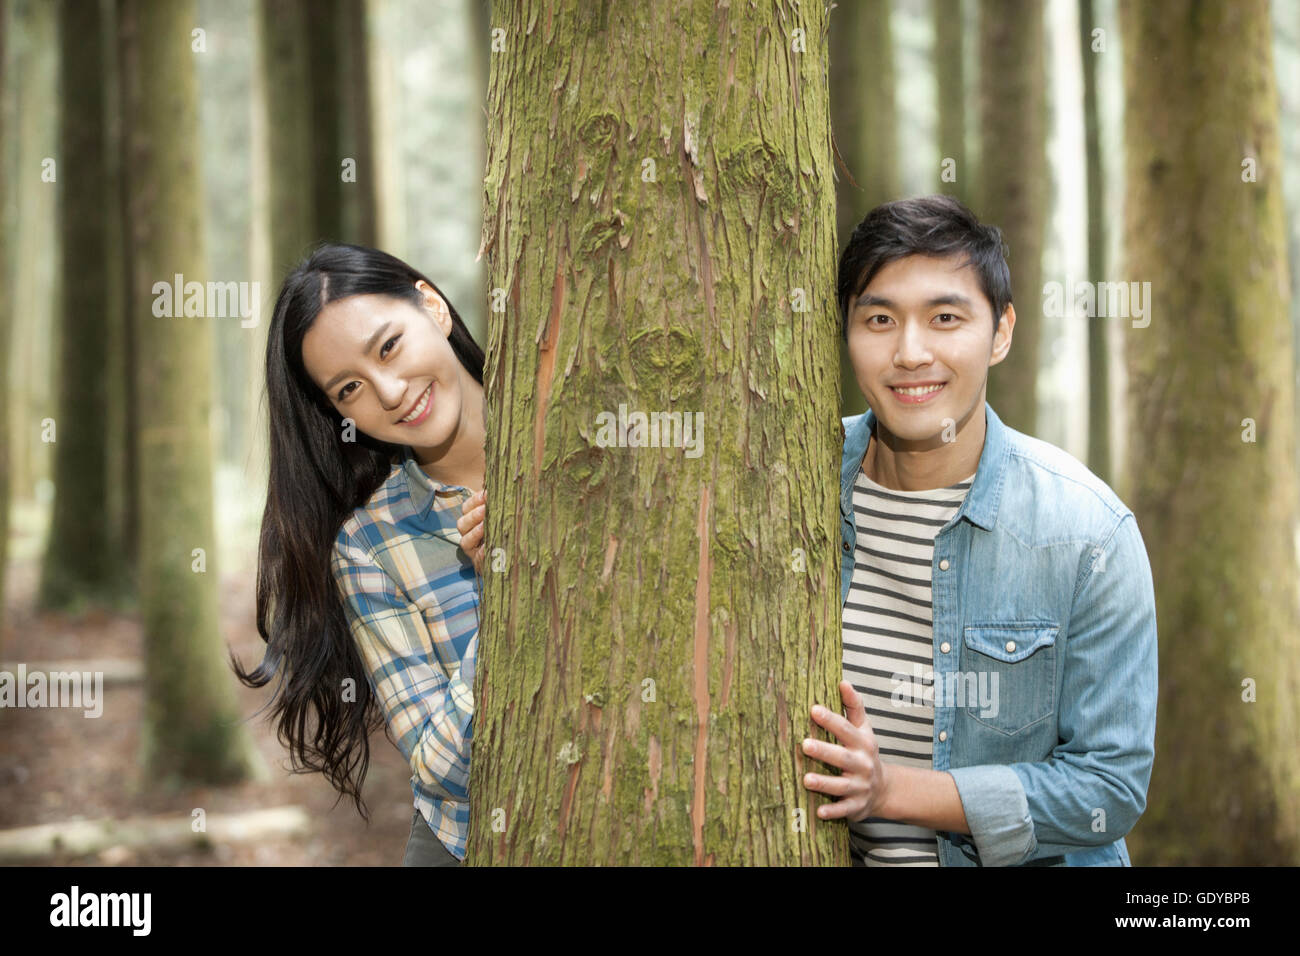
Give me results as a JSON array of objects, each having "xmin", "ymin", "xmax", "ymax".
[{"xmin": 234, "ymin": 242, "xmax": 488, "ymax": 867}]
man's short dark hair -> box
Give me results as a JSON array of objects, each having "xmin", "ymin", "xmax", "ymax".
[{"xmin": 836, "ymin": 195, "xmax": 1012, "ymax": 339}]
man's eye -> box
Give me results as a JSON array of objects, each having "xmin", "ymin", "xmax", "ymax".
[
  {"xmin": 935, "ymin": 313, "xmax": 959, "ymax": 324},
  {"xmin": 337, "ymin": 382, "xmax": 358, "ymax": 401},
  {"xmin": 380, "ymin": 334, "xmax": 401, "ymax": 357}
]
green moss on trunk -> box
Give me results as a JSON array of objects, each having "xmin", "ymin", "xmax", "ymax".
[{"xmin": 467, "ymin": 0, "xmax": 849, "ymax": 866}]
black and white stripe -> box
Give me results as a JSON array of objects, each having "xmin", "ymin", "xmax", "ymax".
[{"xmin": 844, "ymin": 467, "xmax": 973, "ymax": 867}]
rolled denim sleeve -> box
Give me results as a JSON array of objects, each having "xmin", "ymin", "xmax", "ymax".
[
  {"xmin": 947, "ymin": 764, "xmax": 1036, "ymax": 866},
  {"xmin": 951, "ymin": 513, "xmax": 1158, "ymax": 866}
]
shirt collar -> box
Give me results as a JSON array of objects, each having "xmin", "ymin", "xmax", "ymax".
[
  {"xmin": 840, "ymin": 401, "xmax": 1009, "ymax": 532},
  {"xmin": 401, "ymin": 445, "xmax": 470, "ymax": 519}
]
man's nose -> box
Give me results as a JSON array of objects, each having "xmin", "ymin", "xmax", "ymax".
[{"xmin": 894, "ymin": 321, "xmax": 932, "ymax": 367}]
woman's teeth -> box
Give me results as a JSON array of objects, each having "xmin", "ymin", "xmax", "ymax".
[{"xmin": 400, "ymin": 384, "xmax": 432, "ymax": 422}]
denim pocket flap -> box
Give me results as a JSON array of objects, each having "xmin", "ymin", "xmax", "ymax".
[{"xmin": 963, "ymin": 624, "xmax": 1058, "ymax": 663}]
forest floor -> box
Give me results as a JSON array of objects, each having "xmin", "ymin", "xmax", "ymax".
[{"xmin": 0, "ymin": 556, "xmax": 418, "ymax": 867}]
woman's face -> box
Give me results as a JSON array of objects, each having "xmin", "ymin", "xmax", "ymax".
[{"xmin": 300, "ymin": 281, "xmax": 470, "ymax": 451}]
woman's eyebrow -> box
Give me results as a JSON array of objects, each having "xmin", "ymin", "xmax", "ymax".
[{"xmin": 323, "ymin": 321, "xmax": 392, "ymax": 391}]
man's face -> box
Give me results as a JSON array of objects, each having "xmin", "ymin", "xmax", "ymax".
[{"xmin": 845, "ymin": 253, "xmax": 1014, "ymax": 447}]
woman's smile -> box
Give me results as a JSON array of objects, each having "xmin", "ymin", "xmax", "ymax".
[{"xmin": 397, "ymin": 382, "xmax": 435, "ymax": 426}]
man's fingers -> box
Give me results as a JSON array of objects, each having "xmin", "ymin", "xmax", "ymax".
[
  {"xmin": 815, "ymin": 796, "xmax": 867, "ymax": 821},
  {"xmin": 810, "ymin": 703, "xmax": 863, "ymax": 745},
  {"xmin": 801, "ymin": 736, "xmax": 853, "ymax": 772},
  {"xmin": 841, "ymin": 680, "xmax": 869, "ymax": 730},
  {"xmin": 802, "ymin": 772, "xmax": 854, "ymax": 797}
]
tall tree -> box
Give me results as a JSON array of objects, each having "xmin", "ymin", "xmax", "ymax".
[
  {"xmin": 0, "ymin": 0, "xmax": 10, "ymax": 624},
  {"xmin": 303, "ymin": 0, "xmax": 377, "ymax": 246},
  {"xmin": 1079, "ymin": 0, "xmax": 1109, "ymax": 483},
  {"xmin": 118, "ymin": 0, "xmax": 261, "ymax": 785},
  {"xmin": 8, "ymin": 0, "xmax": 58, "ymax": 522},
  {"xmin": 829, "ymin": 0, "xmax": 898, "ymax": 418},
  {"xmin": 1121, "ymin": 0, "xmax": 1300, "ymax": 864},
  {"xmin": 258, "ymin": 0, "xmax": 312, "ymax": 281},
  {"xmin": 39, "ymin": 0, "xmax": 115, "ymax": 611},
  {"xmin": 467, "ymin": 0, "xmax": 848, "ymax": 866},
  {"xmin": 976, "ymin": 0, "xmax": 1046, "ymax": 436},
  {"xmin": 104, "ymin": 0, "xmax": 138, "ymax": 588},
  {"xmin": 933, "ymin": 0, "xmax": 967, "ymax": 205}
]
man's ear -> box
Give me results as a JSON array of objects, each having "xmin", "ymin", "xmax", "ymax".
[{"xmin": 989, "ymin": 304, "xmax": 1015, "ymax": 368}]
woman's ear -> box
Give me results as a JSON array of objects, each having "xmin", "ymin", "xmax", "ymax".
[{"xmin": 416, "ymin": 280, "xmax": 453, "ymax": 336}]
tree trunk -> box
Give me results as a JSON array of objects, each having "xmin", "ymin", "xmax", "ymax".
[
  {"xmin": 0, "ymin": 0, "xmax": 10, "ymax": 623},
  {"xmin": 933, "ymin": 0, "xmax": 967, "ymax": 205},
  {"xmin": 337, "ymin": 0, "xmax": 377, "ymax": 246},
  {"xmin": 829, "ymin": 0, "xmax": 897, "ymax": 420},
  {"xmin": 977, "ymin": 0, "xmax": 1046, "ymax": 436},
  {"xmin": 1079, "ymin": 0, "xmax": 1109, "ymax": 484},
  {"xmin": 103, "ymin": 0, "xmax": 137, "ymax": 591},
  {"xmin": 466, "ymin": 0, "xmax": 848, "ymax": 866},
  {"xmin": 118, "ymin": 0, "xmax": 261, "ymax": 786},
  {"xmin": 1121, "ymin": 0, "xmax": 1300, "ymax": 864},
  {"xmin": 39, "ymin": 0, "xmax": 114, "ymax": 611},
  {"xmin": 8, "ymin": 0, "xmax": 59, "ymax": 515},
  {"xmin": 258, "ymin": 0, "xmax": 312, "ymax": 280}
]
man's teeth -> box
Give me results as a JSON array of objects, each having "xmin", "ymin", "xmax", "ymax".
[
  {"xmin": 401, "ymin": 385, "xmax": 432, "ymax": 422},
  {"xmin": 893, "ymin": 384, "xmax": 944, "ymax": 396}
]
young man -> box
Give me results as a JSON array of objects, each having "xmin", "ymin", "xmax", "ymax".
[{"xmin": 800, "ymin": 195, "xmax": 1157, "ymax": 866}]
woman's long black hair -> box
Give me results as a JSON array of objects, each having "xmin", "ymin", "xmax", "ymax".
[{"xmin": 232, "ymin": 242, "xmax": 484, "ymax": 819}]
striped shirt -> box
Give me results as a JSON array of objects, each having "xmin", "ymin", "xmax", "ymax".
[
  {"xmin": 330, "ymin": 446, "xmax": 481, "ymax": 861},
  {"xmin": 844, "ymin": 465, "xmax": 974, "ymax": 866}
]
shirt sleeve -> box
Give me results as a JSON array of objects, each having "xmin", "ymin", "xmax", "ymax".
[
  {"xmin": 948, "ymin": 512, "xmax": 1158, "ymax": 866},
  {"xmin": 331, "ymin": 524, "xmax": 476, "ymax": 802}
]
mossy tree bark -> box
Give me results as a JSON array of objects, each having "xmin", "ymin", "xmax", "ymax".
[
  {"xmin": 976, "ymin": 0, "xmax": 1046, "ymax": 436},
  {"xmin": 39, "ymin": 0, "xmax": 115, "ymax": 611},
  {"xmin": 119, "ymin": 0, "xmax": 261, "ymax": 785},
  {"xmin": 1121, "ymin": 0, "xmax": 1300, "ymax": 864},
  {"xmin": 467, "ymin": 1, "xmax": 848, "ymax": 866}
]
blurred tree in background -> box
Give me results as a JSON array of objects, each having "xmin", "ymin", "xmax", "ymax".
[{"xmin": 1122, "ymin": 0, "xmax": 1300, "ymax": 864}]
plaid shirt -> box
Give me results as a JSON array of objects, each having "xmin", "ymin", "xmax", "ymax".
[{"xmin": 330, "ymin": 446, "xmax": 481, "ymax": 861}]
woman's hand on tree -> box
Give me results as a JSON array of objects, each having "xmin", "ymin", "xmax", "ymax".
[{"xmin": 457, "ymin": 488, "xmax": 487, "ymax": 575}]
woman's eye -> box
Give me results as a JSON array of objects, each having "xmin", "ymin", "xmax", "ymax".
[
  {"xmin": 380, "ymin": 334, "xmax": 401, "ymax": 357},
  {"xmin": 867, "ymin": 314, "xmax": 890, "ymax": 327},
  {"xmin": 337, "ymin": 382, "xmax": 358, "ymax": 401}
]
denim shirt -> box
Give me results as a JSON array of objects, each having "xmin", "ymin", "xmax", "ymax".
[{"xmin": 839, "ymin": 402, "xmax": 1157, "ymax": 866}]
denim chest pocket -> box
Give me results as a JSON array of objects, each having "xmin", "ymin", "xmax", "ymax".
[{"xmin": 960, "ymin": 624, "xmax": 1058, "ymax": 736}]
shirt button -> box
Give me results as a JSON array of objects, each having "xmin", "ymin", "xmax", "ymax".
[
  {"xmin": 938, "ymin": 731, "xmax": 948, "ymax": 742},
  {"xmin": 939, "ymin": 559, "xmax": 950, "ymax": 571},
  {"xmin": 1005, "ymin": 640, "xmax": 1017, "ymax": 653},
  {"xmin": 940, "ymin": 642, "xmax": 950, "ymax": 654},
  {"xmin": 842, "ymin": 540, "xmax": 851, "ymax": 552}
]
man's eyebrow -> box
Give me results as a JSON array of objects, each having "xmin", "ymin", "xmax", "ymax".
[
  {"xmin": 854, "ymin": 292, "xmax": 976, "ymax": 310},
  {"xmin": 323, "ymin": 320, "xmax": 392, "ymax": 391}
]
